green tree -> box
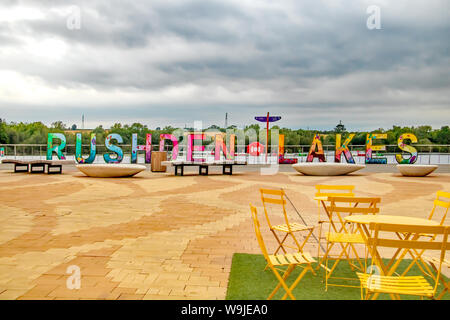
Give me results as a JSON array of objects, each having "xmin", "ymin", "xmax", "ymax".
[
  {"xmin": 51, "ymin": 121, "xmax": 67, "ymax": 130},
  {"xmin": 0, "ymin": 119, "xmax": 8, "ymax": 143}
]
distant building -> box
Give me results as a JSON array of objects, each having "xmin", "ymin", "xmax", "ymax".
[{"xmin": 334, "ymin": 120, "xmax": 346, "ymax": 133}]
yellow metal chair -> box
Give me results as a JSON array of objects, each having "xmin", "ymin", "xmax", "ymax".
[
  {"xmin": 260, "ymin": 188, "xmax": 314, "ymax": 255},
  {"xmin": 401, "ymin": 190, "xmax": 450, "ymax": 277},
  {"xmin": 323, "ymin": 196, "xmax": 381, "ymax": 290},
  {"xmin": 428, "ymin": 191, "xmax": 450, "ymax": 225},
  {"xmin": 422, "ymin": 255, "xmax": 449, "ymax": 300},
  {"xmin": 315, "ymin": 185, "xmax": 355, "ymax": 260},
  {"xmin": 249, "ymin": 204, "xmax": 316, "ymax": 300},
  {"xmin": 357, "ymin": 223, "xmax": 449, "ymax": 300}
]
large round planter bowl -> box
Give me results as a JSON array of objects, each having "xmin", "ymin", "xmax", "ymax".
[
  {"xmin": 396, "ymin": 164, "xmax": 438, "ymax": 177},
  {"xmin": 292, "ymin": 163, "xmax": 365, "ymax": 176},
  {"xmin": 76, "ymin": 164, "xmax": 146, "ymax": 178}
]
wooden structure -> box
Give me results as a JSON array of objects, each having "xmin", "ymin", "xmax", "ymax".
[{"xmin": 151, "ymin": 151, "xmax": 167, "ymax": 172}]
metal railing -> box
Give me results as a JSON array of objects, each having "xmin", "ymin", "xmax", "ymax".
[{"xmin": 1, "ymin": 144, "xmax": 449, "ymax": 164}]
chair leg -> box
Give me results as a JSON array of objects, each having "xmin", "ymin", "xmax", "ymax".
[
  {"xmin": 272, "ymin": 231, "xmax": 288, "ymax": 255},
  {"xmin": 436, "ymin": 284, "xmax": 448, "ymax": 300},
  {"xmin": 428, "ymin": 261, "xmax": 449, "ymax": 300},
  {"xmin": 264, "ymin": 231, "xmax": 288, "ymax": 271},
  {"xmin": 268, "ymin": 265, "xmax": 296, "ymax": 300},
  {"xmin": 326, "ymin": 242, "xmax": 350, "ymax": 289},
  {"xmin": 288, "ymin": 232, "xmax": 305, "ymax": 254},
  {"xmin": 317, "ymin": 222, "xmax": 322, "ymax": 261},
  {"xmin": 268, "ymin": 265, "xmax": 294, "ymax": 300},
  {"xmin": 297, "ymin": 229, "xmax": 314, "ymax": 252},
  {"xmin": 325, "ymin": 241, "xmax": 331, "ymax": 290},
  {"xmin": 401, "ymin": 248, "xmax": 434, "ymax": 278},
  {"xmin": 281, "ymin": 265, "xmax": 312, "ymax": 300}
]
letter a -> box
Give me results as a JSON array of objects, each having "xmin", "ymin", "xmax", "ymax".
[{"xmin": 307, "ymin": 134, "xmax": 326, "ymax": 162}]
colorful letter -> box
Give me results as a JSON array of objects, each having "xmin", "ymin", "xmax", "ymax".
[
  {"xmin": 47, "ymin": 133, "xmax": 66, "ymax": 160},
  {"xmin": 103, "ymin": 133, "xmax": 124, "ymax": 163},
  {"xmin": 307, "ymin": 134, "xmax": 326, "ymax": 162},
  {"xmin": 214, "ymin": 134, "xmax": 235, "ymax": 161},
  {"xmin": 366, "ymin": 133, "xmax": 387, "ymax": 164},
  {"xmin": 159, "ymin": 134, "xmax": 179, "ymax": 160},
  {"xmin": 335, "ymin": 133, "xmax": 356, "ymax": 163},
  {"xmin": 75, "ymin": 133, "xmax": 96, "ymax": 164},
  {"xmin": 279, "ymin": 134, "xmax": 285, "ymax": 155},
  {"xmin": 187, "ymin": 134, "xmax": 205, "ymax": 162},
  {"xmin": 131, "ymin": 133, "xmax": 152, "ymax": 163},
  {"xmin": 396, "ymin": 133, "xmax": 418, "ymax": 164}
]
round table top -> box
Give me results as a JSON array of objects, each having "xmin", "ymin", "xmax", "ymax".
[{"xmin": 345, "ymin": 214, "xmax": 439, "ymax": 226}]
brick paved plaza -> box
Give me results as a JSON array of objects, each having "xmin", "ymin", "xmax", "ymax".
[{"xmin": 0, "ymin": 166, "xmax": 448, "ymax": 299}]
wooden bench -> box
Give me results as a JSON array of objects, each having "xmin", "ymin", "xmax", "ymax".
[
  {"xmin": 1, "ymin": 159, "xmax": 30, "ymax": 173},
  {"xmin": 162, "ymin": 160, "xmax": 247, "ymax": 176},
  {"xmin": 1, "ymin": 159, "xmax": 74, "ymax": 174}
]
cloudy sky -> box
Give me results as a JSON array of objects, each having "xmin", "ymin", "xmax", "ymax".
[{"xmin": 0, "ymin": 0, "xmax": 449, "ymax": 130}]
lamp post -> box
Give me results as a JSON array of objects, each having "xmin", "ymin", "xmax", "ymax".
[{"xmin": 254, "ymin": 112, "xmax": 281, "ymax": 163}]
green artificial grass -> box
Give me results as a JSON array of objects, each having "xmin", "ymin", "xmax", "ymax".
[{"xmin": 226, "ymin": 253, "xmax": 449, "ymax": 300}]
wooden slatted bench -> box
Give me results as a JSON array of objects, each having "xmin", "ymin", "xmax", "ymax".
[
  {"xmin": 46, "ymin": 160, "xmax": 75, "ymax": 174},
  {"xmin": 162, "ymin": 160, "xmax": 247, "ymax": 176},
  {"xmin": 29, "ymin": 160, "xmax": 49, "ymax": 173},
  {"xmin": 1, "ymin": 159, "xmax": 30, "ymax": 172},
  {"xmin": 1, "ymin": 159, "xmax": 74, "ymax": 174}
]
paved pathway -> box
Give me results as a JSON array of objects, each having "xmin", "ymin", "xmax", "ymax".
[{"xmin": 0, "ymin": 168, "xmax": 448, "ymax": 299}]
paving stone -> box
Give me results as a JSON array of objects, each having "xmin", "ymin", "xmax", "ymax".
[{"xmin": 0, "ymin": 171, "xmax": 448, "ymax": 299}]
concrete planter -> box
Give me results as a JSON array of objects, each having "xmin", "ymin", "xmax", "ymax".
[
  {"xmin": 76, "ymin": 164, "xmax": 146, "ymax": 178},
  {"xmin": 396, "ymin": 164, "xmax": 438, "ymax": 177},
  {"xmin": 292, "ymin": 163, "xmax": 365, "ymax": 176}
]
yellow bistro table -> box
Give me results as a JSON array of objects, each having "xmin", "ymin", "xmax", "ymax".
[{"xmin": 344, "ymin": 214, "xmax": 440, "ymax": 276}]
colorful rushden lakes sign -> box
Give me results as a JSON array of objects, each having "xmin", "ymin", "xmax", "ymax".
[{"xmin": 46, "ymin": 131, "xmax": 420, "ymax": 165}]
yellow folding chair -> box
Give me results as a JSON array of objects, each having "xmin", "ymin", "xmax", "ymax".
[
  {"xmin": 401, "ymin": 190, "xmax": 450, "ymax": 277},
  {"xmin": 422, "ymin": 255, "xmax": 449, "ymax": 300},
  {"xmin": 249, "ymin": 204, "xmax": 316, "ymax": 300},
  {"xmin": 428, "ymin": 191, "xmax": 450, "ymax": 225},
  {"xmin": 260, "ymin": 188, "xmax": 315, "ymax": 255},
  {"xmin": 357, "ymin": 223, "xmax": 449, "ymax": 300},
  {"xmin": 322, "ymin": 196, "xmax": 380, "ymax": 290},
  {"xmin": 315, "ymin": 185, "xmax": 355, "ymax": 260}
]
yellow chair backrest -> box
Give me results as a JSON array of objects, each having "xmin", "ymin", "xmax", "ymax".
[
  {"xmin": 250, "ymin": 204, "xmax": 271, "ymax": 265},
  {"xmin": 428, "ymin": 190, "xmax": 450, "ymax": 225},
  {"xmin": 327, "ymin": 196, "xmax": 381, "ymax": 216},
  {"xmin": 260, "ymin": 188, "xmax": 288, "ymax": 230},
  {"xmin": 315, "ymin": 185, "xmax": 355, "ymax": 198},
  {"xmin": 367, "ymin": 223, "xmax": 449, "ymax": 295},
  {"xmin": 368, "ymin": 223, "xmax": 449, "ymax": 250}
]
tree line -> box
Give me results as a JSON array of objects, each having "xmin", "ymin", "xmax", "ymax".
[{"xmin": 1, "ymin": 119, "xmax": 449, "ymax": 150}]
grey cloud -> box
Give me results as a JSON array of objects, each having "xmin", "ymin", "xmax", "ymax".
[{"xmin": 0, "ymin": 0, "xmax": 449, "ymax": 129}]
